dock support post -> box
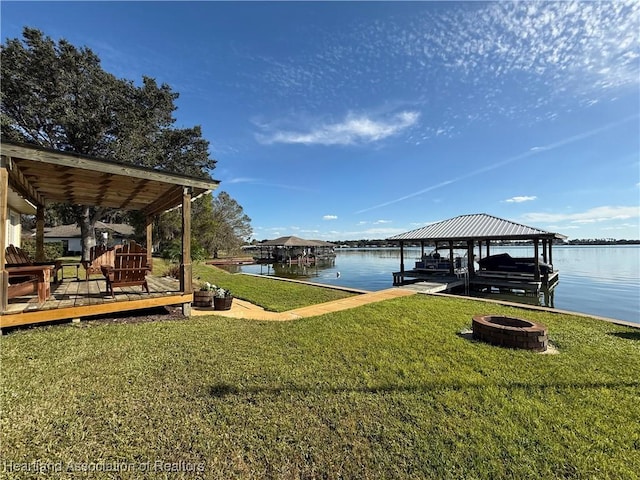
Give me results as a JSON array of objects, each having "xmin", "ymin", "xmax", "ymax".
[
  {"xmin": 533, "ymin": 238, "xmax": 540, "ymax": 282},
  {"xmin": 448, "ymin": 240, "xmax": 454, "ymax": 275}
]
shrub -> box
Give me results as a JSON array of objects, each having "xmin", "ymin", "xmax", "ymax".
[
  {"xmin": 160, "ymin": 240, "xmax": 207, "ymax": 264},
  {"xmin": 20, "ymin": 239, "xmax": 64, "ymax": 260}
]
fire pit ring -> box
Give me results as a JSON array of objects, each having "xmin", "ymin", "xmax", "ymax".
[{"xmin": 472, "ymin": 315, "xmax": 548, "ymax": 352}]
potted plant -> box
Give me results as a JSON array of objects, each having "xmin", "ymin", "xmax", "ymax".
[
  {"xmin": 213, "ymin": 287, "xmax": 233, "ymax": 310},
  {"xmin": 194, "ymin": 282, "xmax": 216, "ymax": 307}
]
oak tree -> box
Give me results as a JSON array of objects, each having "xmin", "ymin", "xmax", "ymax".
[{"xmin": 1, "ymin": 28, "xmax": 217, "ymax": 259}]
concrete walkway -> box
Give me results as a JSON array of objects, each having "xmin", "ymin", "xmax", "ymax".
[{"xmin": 191, "ymin": 288, "xmax": 416, "ymax": 321}]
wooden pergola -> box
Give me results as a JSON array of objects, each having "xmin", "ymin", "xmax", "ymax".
[{"xmin": 1, "ymin": 142, "xmax": 219, "ymax": 327}]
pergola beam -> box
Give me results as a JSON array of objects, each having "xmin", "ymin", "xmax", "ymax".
[{"xmin": 2, "ymin": 155, "xmax": 45, "ymax": 207}]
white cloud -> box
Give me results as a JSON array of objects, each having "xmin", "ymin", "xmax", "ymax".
[
  {"xmin": 323, "ymin": 215, "xmax": 338, "ymax": 221},
  {"xmin": 522, "ymin": 205, "xmax": 640, "ymax": 224},
  {"xmin": 256, "ymin": 111, "xmax": 420, "ymax": 146},
  {"xmin": 505, "ymin": 195, "xmax": 537, "ymax": 203},
  {"xmin": 374, "ymin": 219, "xmax": 392, "ymax": 224},
  {"xmin": 224, "ymin": 177, "xmax": 315, "ymax": 192},
  {"xmin": 226, "ymin": 177, "xmax": 258, "ymax": 184},
  {"xmin": 250, "ymin": 0, "xmax": 638, "ymax": 134}
]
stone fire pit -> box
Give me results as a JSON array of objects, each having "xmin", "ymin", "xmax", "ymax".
[{"xmin": 472, "ymin": 315, "xmax": 548, "ymax": 352}]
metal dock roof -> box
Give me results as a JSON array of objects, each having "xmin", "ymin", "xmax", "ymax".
[{"xmin": 387, "ymin": 213, "xmax": 566, "ymax": 242}]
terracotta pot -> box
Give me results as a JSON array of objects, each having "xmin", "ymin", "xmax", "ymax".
[
  {"xmin": 194, "ymin": 291, "xmax": 213, "ymax": 307},
  {"xmin": 214, "ymin": 296, "xmax": 233, "ymax": 310}
]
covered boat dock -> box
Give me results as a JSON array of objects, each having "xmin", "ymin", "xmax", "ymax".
[
  {"xmin": 251, "ymin": 236, "xmax": 336, "ymax": 266},
  {"xmin": 387, "ymin": 213, "xmax": 566, "ymax": 296}
]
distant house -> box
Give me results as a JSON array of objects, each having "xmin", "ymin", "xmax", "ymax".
[{"xmin": 40, "ymin": 222, "xmax": 134, "ymax": 254}]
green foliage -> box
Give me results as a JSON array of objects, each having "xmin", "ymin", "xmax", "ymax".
[
  {"xmin": 209, "ymin": 192, "xmax": 252, "ymax": 256},
  {"xmin": 160, "ymin": 240, "xmax": 207, "ymax": 265},
  {"xmin": 1, "ymin": 291, "xmax": 638, "ymax": 479},
  {"xmin": 154, "ymin": 193, "xmax": 253, "ymax": 261},
  {"xmin": 20, "ymin": 239, "xmax": 63, "ymax": 261},
  {"xmin": 1, "ymin": 27, "xmax": 217, "ymax": 257},
  {"xmin": 160, "ymin": 240, "xmax": 184, "ymax": 264}
]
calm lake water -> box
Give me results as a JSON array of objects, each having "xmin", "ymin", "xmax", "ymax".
[{"xmin": 234, "ymin": 246, "xmax": 640, "ymax": 324}]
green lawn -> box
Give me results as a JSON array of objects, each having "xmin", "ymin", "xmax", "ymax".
[
  {"xmin": 191, "ymin": 262, "xmax": 356, "ymax": 311},
  {"xmin": 1, "ymin": 285, "xmax": 639, "ymax": 479}
]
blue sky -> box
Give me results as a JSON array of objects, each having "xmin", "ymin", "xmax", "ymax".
[{"xmin": 2, "ymin": 1, "xmax": 639, "ymax": 241}]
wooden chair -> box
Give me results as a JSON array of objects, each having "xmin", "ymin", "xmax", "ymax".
[
  {"xmin": 100, "ymin": 242, "xmax": 150, "ymax": 297},
  {"xmin": 5, "ymin": 244, "xmax": 62, "ymax": 283},
  {"xmin": 81, "ymin": 245, "xmax": 121, "ymax": 282}
]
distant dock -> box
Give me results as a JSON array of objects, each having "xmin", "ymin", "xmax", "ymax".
[{"xmin": 207, "ymin": 257, "xmax": 256, "ymax": 266}]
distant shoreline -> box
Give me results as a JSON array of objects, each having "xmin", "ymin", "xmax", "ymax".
[{"xmin": 331, "ymin": 241, "xmax": 640, "ymax": 248}]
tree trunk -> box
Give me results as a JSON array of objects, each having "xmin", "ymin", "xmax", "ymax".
[{"xmin": 79, "ymin": 206, "xmax": 97, "ymax": 261}]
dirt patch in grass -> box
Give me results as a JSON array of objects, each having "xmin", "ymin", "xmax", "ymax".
[
  {"xmin": 2, "ymin": 306, "xmax": 188, "ymax": 335},
  {"xmin": 83, "ymin": 306, "xmax": 187, "ymax": 325}
]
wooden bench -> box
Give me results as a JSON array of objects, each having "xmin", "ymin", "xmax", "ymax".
[
  {"xmin": 100, "ymin": 242, "xmax": 150, "ymax": 297},
  {"xmin": 5, "ymin": 244, "xmax": 62, "ymax": 282},
  {"xmin": 6, "ymin": 265, "xmax": 54, "ymax": 303},
  {"xmin": 4, "ymin": 245, "xmax": 61, "ymax": 302}
]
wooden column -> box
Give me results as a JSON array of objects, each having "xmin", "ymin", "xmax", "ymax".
[
  {"xmin": 486, "ymin": 240, "xmax": 490, "ymax": 258},
  {"xmin": 180, "ymin": 187, "xmax": 192, "ymax": 316},
  {"xmin": 145, "ymin": 216, "xmax": 153, "ymax": 272},
  {"xmin": 549, "ymin": 240, "xmax": 554, "ymax": 267},
  {"xmin": 420, "ymin": 241, "xmax": 425, "ymax": 258},
  {"xmin": 542, "ymin": 238, "xmax": 548, "ymax": 263},
  {"xmin": 0, "ymin": 164, "xmax": 8, "ymax": 313},
  {"xmin": 467, "ymin": 240, "xmax": 474, "ymax": 275},
  {"xmin": 448, "ymin": 240, "xmax": 454, "ymax": 275},
  {"xmin": 400, "ymin": 241, "xmax": 405, "ymax": 274},
  {"xmin": 35, "ymin": 205, "xmax": 45, "ymax": 261}
]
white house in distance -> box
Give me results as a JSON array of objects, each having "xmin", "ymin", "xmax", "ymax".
[
  {"xmin": 5, "ymin": 187, "xmax": 36, "ymax": 248},
  {"xmin": 40, "ymin": 221, "xmax": 134, "ymax": 254}
]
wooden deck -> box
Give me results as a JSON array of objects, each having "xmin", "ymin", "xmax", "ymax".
[
  {"xmin": 0, "ymin": 275, "xmax": 191, "ymax": 329},
  {"xmin": 392, "ymin": 269, "xmax": 466, "ymax": 287}
]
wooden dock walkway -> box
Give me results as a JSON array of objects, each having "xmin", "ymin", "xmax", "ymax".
[{"xmin": 397, "ymin": 277, "xmax": 466, "ymax": 294}]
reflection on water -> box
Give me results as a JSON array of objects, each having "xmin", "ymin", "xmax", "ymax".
[{"xmin": 235, "ymin": 246, "xmax": 640, "ymax": 324}]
